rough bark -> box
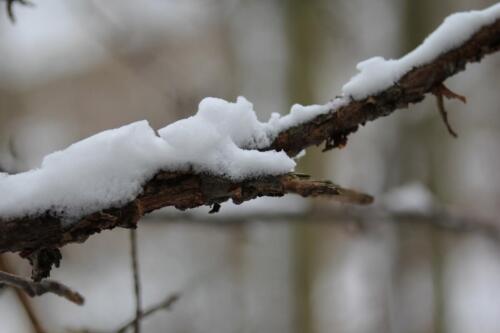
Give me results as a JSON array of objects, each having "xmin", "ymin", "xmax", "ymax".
[{"xmin": 0, "ymin": 173, "xmax": 371, "ymax": 253}]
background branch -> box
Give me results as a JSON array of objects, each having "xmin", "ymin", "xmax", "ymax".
[
  {"xmin": 0, "ymin": 255, "xmax": 47, "ymax": 333},
  {"xmin": 0, "ymin": 269, "xmax": 84, "ymax": 305},
  {"xmin": 146, "ymin": 203, "xmax": 500, "ymax": 237},
  {"xmin": 116, "ymin": 293, "xmax": 180, "ymax": 333},
  {"xmin": 129, "ymin": 230, "xmax": 142, "ymax": 333}
]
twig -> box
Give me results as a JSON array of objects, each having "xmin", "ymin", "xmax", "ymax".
[
  {"xmin": 0, "ymin": 256, "xmax": 47, "ymax": 333},
  {"xmin": 3, "ymin": 0, "xmax": 32, "ymax": 23},
  {"xmin": 0, "ymin": 270, "xmax": 84, "ymax": 305},
  {"xmin": 116, "ymin": 293, "xmax": 180, "ymax": 333},
  {"xmin": 434, "ymin": 92, "xmax": 458, "ymax": 137},
  {"xmin": 129, "ymin": 230, "xmax": 142, "ymax": 333},
  {"xmin": 436, "ymin": 83, "xmax": 467, "ymax": 103},
  {"xmin": 432, "ymin": 83, "xmax": 467, "ymax": 138}
]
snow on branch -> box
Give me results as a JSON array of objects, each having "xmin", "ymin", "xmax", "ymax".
[
  {"xmin": 270, "ymin": 3, "xmax": 500, "ymax": 155},
  {"xmin": 0, "ymin": 4, "xmax": 500, "ymax": 275}
]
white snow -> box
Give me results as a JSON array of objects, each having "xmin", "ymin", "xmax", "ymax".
[
  {"xmin": 0, "ymin": 96, "xmax": 338, "ymax": 220},
  {"xmin": 158, "ymin": 97, "xmax": 294, "ymax": 178},
  {"xmin": 342, "ymin": 3, "xmax": 500, "ymax": 100},
  {"xmin": 265, "ymin": 98, "xmax": 346, "ymax": 134},
  {"xmin": 0, "ymin": 121, "xmax": 170, "ymax": 220}
]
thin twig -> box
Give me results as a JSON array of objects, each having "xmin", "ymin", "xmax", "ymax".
[
  {"xmin": 0, "ymin": 270, "xmax": 84, "ymax": 305},
  {"xmin": 129, "ymin": 229, "xmax": 142, "ymax": 333},
  {"xmin": 0, "ymin": 256, "xmax": 47, "ymax": 333},
  {"xmin": 3, "ymin": 0, "xmax": 32, "ymax": 23},
  {"xmin": 432, "ymin": 83, "xmax": 467, "ymax": 138},
  {"xmin": 116, "ymin": 293, "xmax": 180, "ymax": 333},
  {"xmin": 434, "ymin": 92, "xmax": 458, "ymax": 137},
  {"xmin": 437, "ymin": 83, "xmax": 467, "ymax": 103}
]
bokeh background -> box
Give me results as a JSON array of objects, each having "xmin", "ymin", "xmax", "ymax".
[{"xmin": 1, "ymin": 0, "xmax": 500, "ymax": 332}]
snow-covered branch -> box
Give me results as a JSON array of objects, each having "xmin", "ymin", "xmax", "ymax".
[
  {"xmin": 270, "ymin": 5, "xmax": 500, "ymax": 155},
  {"xmin": 0, "ymin": 4, "xmax": 499, "ymax": 277}
]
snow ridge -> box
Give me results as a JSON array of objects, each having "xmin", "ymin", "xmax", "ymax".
[{"xmin": 342, "ymin": 3, "xmax": 500, "ymax": 100}]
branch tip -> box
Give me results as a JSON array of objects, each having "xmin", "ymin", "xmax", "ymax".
[{"xmin": 283, "ymin": 173, "xmax": 373, "ymax": 205}]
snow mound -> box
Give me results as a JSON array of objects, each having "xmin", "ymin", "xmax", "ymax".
[{"xmin": 0, "ymin": 96, "xmax": 337, "ymax": 220}]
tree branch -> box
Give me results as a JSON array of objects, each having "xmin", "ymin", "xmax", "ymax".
[
  {"xmin": 68, "ymin": 293, "xmax": 179, "ymax": 333},
  {"xmin": 116, "ymin": 293, "xmax": 180, "ymax": 333},
  {"xmin": 0, "ymin": 15, "xmax": 499, "ymax": 274},
  {"xmin": 268, "ymin": 17, "xmax": 500, "ymax": 156},
  {"xmin": 129, "ymin": 230, "xmax": 142, "ymax": 333},
  {"xmin": 0, "ymin": 173, "xmax": 370, "ymax": 254}
]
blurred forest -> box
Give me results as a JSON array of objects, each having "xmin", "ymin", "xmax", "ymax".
[{"xmin": 1, "ymin": 0, "xmax": 500, "ymax": 332}]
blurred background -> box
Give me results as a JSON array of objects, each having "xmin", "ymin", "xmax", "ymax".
[{"xmin": 1, "ymin": 0, "xmax": 500, "ymax": 332}]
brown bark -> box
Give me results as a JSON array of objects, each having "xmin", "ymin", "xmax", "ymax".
[{"xmin": 0, "ymin": 173, "xmax": 371, "ymax": 254}]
